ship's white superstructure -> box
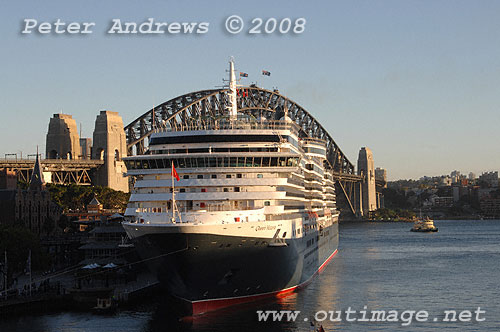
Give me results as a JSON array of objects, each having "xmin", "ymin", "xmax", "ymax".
[{"xmin": 121, "ymin": 58, "xmax": 339, "ymax": 315}]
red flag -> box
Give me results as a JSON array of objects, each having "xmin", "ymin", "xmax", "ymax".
[{"xmin": 171, "ymin": 163, "xmax": 180, "ymax": 181}]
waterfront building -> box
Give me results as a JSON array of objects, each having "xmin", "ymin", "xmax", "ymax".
[
  {"xmin": 79, "ymin": 138, "xmax": 92, "ymax": 160},
  {"xmin": 375, "ymin": 167, "xmax": 387, "ymax": 183},
  {"xmin": 87, "ymin": 196, "xmax": 103, "ymax": 214},
  {"xmin": 66, "ymin": 196, "xmax": 120, "ymax": 232},
  {"xmin": 431, "ymin": 196, "xmax": 454, "ymax": 208},
  {"xmin": 0, "ymin": 155, "xmax": 60, "ymax": 235},
  {"xmin": 453, "ymin": 186, "xmax": 460, "ymax": 202},
  {"xmin": 480, "ymin": 198, "xmax": 500, "ymax": 218},
  {"xmin": 441, "ymin": 176, "xmax": 452, "ymax": 186},
  {"xmin": 78, "ymin": 216, "xmax": 128, "ymax": 266},
  {"xmin": 0, "ymin": 168, "xmax": 17, "ymax": 190},
  {"xmin": 479, "ymin": 171, "xmax": 499, "ymax": 188}
]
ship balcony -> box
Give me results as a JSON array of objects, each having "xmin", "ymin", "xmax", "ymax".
[
  {"xmin": 128, "ymin": 206, "xmax": 279, "ymax": 225},
  {"xmin": 153, "ymin": 118, "xmax": 301, "ymax": 135}
]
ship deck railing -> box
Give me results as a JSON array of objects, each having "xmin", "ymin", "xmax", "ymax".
[{"xmin": 153, "ymin": 119, "xmax": 301, "ymax": 135}]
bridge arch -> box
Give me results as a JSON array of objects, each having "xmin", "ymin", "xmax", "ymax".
[{"xmin": 124, "ymin": 86, "xmax": 355, "ymax": 174}]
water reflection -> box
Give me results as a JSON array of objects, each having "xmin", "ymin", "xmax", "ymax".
[
  {"xmin": 144, "ymin": 295, "xmax": 302, "ymax": 332},
  {"xmin": 2, "ymin": 220, "xmax": 500, "ymax": 332}
]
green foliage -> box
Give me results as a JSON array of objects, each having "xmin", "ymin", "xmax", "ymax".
[
  {"xmin": 57, "ymin": 215, "xmax": 70, "ymax": 230},
  {"xmin": 42, "ymin": 217, "xmax": 55, "ymax": 234},
  {"xmin": 372, "ymin": 208, "xmax": 416, "ymax": 221},
  {"xmin": 382, "ymin": 187, "xmax": 412, "ymax": 209},
  {"xmin": 46, "ymin": 184, "xmax": 130, "ymax": 212},
  {"xmin": 0, "ymin": 225, "xmax": 51, "ymax": 278},
  {"xmin": 17, "ymin": 180, "xmax": 29, "ymax": 190}
]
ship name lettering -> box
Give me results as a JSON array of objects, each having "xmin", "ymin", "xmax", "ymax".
[{"xmin": 255, "ymin": 225, "xmax": 276, "ymax": 231}]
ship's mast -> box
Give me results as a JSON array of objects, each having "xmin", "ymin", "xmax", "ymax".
[
  {"xmin": 171, "ymin": 160, "xmax": 176, "ymax": 223},
  {"xmin": 170, "ymin": 160, "xmax": 182, "ymax": 223},
  {"xmin": 228, "ymin": 57, "xmax": 238, "ymax": 120}
]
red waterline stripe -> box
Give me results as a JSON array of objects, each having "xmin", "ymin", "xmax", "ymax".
[{"xmin": 190, "ymin": 249, "xmax": 338, "ymax": 315}]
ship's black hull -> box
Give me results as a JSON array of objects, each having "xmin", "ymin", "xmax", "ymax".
[{"xmin": 131, "ymin": 222, "xmax": 339, "ymax": 315}]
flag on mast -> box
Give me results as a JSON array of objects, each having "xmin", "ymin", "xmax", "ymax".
[
  {"xmin": 239, "ymin": 72, "xmax": 248, "ymax": 77},
  {"xmin": 262, "ymin": 70, "xmax": 271, "ymax": 76},
  {"xmin": 171, "ymin": 162, "xmax": 180, "ymax": 181}
]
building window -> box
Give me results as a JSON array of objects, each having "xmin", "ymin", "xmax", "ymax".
[
  {"xmin": 224, "ymin": 188, "xmax": 229, "ymax": 192},
  {"xmin": 264, "ymin": 201, "xmax": 270, "ymax": 206},
  {"xmin": 211, "ymin": 174, "xmax": 217, "ymax": 179},
  {"xmin": 183, "ymin": 175, "xmax": 189, "ymax": 179},
  {"xmin": 237, "ymin": 174, "xmax": 242, "ymax": 178},
  {"xmin": 257, "ymin": 174, "xmax": 263, "ymax": 178},
  {"xmin": 226, "ymin": 174, "xmax": 232, "ymax": 179},
  {"xmin": 180, "ymin": 188, "xmax": 185, "ymax": 193},
  {"xmin": 234, "ymin": 187, "xmax": 240, "ymax": 192},
  {"xmin": 197, "ymin": 175, "xmax": 203, "ymax": 179}
]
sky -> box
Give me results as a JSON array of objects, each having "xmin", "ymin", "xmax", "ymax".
[{"xmin": 1, "ymin": 0, "xmax": 499, "ymax": 180}]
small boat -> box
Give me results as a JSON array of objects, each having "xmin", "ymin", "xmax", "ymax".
[
  {"xmin": 411, "ymin": 216, "xmax": 438, "ymax": 232},
  {"xmin": 92, "ymin": 297, "xmax": 116, "ymax": 314}
]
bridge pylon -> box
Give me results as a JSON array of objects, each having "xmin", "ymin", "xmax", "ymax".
[
  {"xmin": 357, "ymin": 147, "xmax": 377, "ymax": 218},
  {"xmin": 91, "ymin": 111, "xmax": 129, "ymax": 193},
  {"xmin": 45, "ymin": 114, "xmax": 81, "ymax": 160}
]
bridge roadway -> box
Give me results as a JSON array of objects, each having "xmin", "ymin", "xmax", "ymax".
[{"xmin": 0, "ymin": 159, "xmax": 104, "ymax": 185}]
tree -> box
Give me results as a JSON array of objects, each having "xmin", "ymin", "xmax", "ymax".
[
  {"xmin": 0, "ymin": 226, "xmax": 51, "ymax": 280},
  {"xmin": 46, "ymin": 184, "xmax": 130, "ymax": 212}
]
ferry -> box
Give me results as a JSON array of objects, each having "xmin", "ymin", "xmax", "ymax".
[
  {"xmin": 411, "ymin": 216, "xmax": 438, "ymax": 232},
  {"xmin": 122, "ymin": 59, "xmax": 339, "ymax": 315}
]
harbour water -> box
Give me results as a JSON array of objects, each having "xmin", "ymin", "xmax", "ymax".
[{"xmin": 1, "ymin": 219, "xmax": 499, "ymax": 331}]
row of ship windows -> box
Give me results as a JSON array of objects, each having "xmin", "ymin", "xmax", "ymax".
[
  {"xmin": 291, "ymin": 223, "xmax": 321, "ymax": 238},
  {"xmin": 151, "ymin": 147, "xmax": 279, "ymax": 154},
  {"xmin": 151, "ymin": 173, "xmax": 270, "ymax": 180},
  {"xmin": 304, "ymin": 147, "xmax": 326, "ymax": 155},
  {"xmin": 136, "ymin": 200, "xmax": 271, "ymax": 213},
  {"xmin": 126, "ymin": 156, "xmax": 300, "ymax": 170},
  {"xmin": 181, "ymin": 173, "xmax": 248, "ymax": 179},
  {"xmin": 305, "ymin": 163, "xmax": 324, "ymax": 174}
]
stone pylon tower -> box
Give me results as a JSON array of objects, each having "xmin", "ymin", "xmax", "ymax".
[
  {"xmin": 92, "ymin": 111, "xmax": 129, "ymax": 192},
  {"xmin": 357, "ymin": 147, "xmax": 377, "ymax": 217},
  {"xmin": 46, "ymin": 114, "xmax": 81, "ymax": 159}
]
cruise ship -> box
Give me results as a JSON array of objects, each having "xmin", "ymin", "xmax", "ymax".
[{"xmin": 122, "ymin": 59, "xmax": 339, "ymax": 315}]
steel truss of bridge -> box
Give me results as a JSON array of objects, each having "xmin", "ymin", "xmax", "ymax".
[{"xmin": 0, "ymin": 159, "xmax": 104, "ymax": 185}]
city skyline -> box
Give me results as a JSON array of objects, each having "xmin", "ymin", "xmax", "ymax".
[{"xmin": 1, "ymin": 0, "xmax": 500, "ymax": 180}]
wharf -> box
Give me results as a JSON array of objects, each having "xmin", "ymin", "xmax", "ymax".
[
  {"xmin": 0, "ymin": 271, "xmax": 159, "ymax": 316},
  {"xmin": 0, "ymin": 291, "xmax": 71, "ymax": 316},
  {"xmin": 114, "ymin": 272, "xmax": 159, "ymax": 304}
]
